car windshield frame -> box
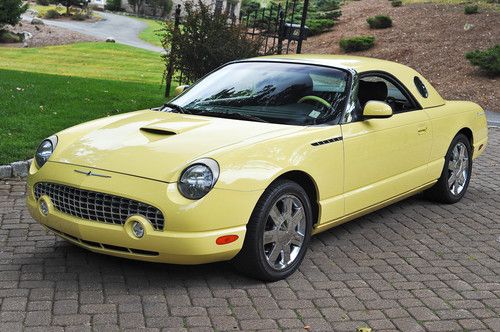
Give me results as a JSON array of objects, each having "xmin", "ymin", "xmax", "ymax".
[{"xmin": 163, "ymin": 60, "xmax": 353, "ymax": 126}]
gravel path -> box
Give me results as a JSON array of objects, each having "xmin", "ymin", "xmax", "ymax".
[
  {"xmin": 22, "ymin": 11, "xmax": 163, "ymax": 53},
  {"xmin": 8, "ymin": 21, "xmax": 98, "ymax": 47}
]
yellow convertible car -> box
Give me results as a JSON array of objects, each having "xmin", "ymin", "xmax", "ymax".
[{"xmin": 27, "ymin": 55, "xmax": 488, "ymax": 280}]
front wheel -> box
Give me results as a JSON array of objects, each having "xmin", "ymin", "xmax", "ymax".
[
  {"xmin": 424, "ymin": 133, "xmax": 472, "ymax": 204},
  {"xmin": 232, "ymin": 180, "xmax": 313, "ymax": 281}
]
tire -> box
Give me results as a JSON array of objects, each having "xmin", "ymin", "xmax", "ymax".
[
  {"xmin": 424, "ymin": 133, "xmax": 472, "ymax": 204},
  {"xmin": 232, "ymin": 179, "xmax": 313, "ymax": 281}
]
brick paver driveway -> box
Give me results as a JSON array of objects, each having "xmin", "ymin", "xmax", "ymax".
[{"xmin": 1, "ymin": 128, "xmax": 499, "ymax": 332}]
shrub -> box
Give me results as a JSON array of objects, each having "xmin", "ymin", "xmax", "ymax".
[
  {"xmin": 0, "ymin": 29, "xmax": 21, "ymax": 43},
  {"xmin": 464, "ymin": 4, "xmax": 478, "ymax": 14},
  {"xmin": 44, "ymin": 9, "xmax": 60, "ymax": 19},
  {"xmin": 104, "ymin": 0, "xmax": 122, "ymax": 11},
  {"xmin": 71, "ymin": 12, "xmax": 86, "ymax": 20},
  {"xmin": 90, "ymin": 4, "xmax": 104, "ymax": 11},
  {"xmin": 304, "ymin": 0, "xmax": 342, "ymax": 36},
  {"xmin": 391, "ymin": 0, "xmax": 402, "ymax": 7},
  {"xmin": 307, "ymin": 18, "xmax": 335, "ymax": 36},
  {"xmin": 161, "ymin": 0, "xmax": 264, "ymax": 83},
  {"xmin": 340, "ymin": 36, "xmax": 375, "ymax": 52},
  {"xmin": 465, "ymin": 44, "xmax": 500, "ymax": 76},
  {"xmin": 240, "ymin": 0, "xmax": 260, "ymax": 16},
  {"xmin": 367, "ymin": 15, "xmax": 392, "ymax": 29},
  {"xmin": 0, "ymin": 0, "xmax": 28, "ymax": 28}
]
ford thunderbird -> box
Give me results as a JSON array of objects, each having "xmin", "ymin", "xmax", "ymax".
[{"xmin": 27, "ymin": 55, "xmax": 488, "ymax": 280}]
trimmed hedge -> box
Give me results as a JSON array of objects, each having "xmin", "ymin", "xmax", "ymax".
[
  {"xmin": 464, "ymin": 5, "xmax": 478, "ymax": 14},
  {"xmin": 340, "ymin": 36, "xmax": 375, "ymax": 52},
  {"xmin": 105, "ymin": 0, "xmax": 122, "ymax": 11},
  {"xmin": 71, "ymin": 12, "xmax": 87, "ymax": 20},
  {"xmin": 367, "ymin": 15, "xmax": 392, "ymax": 29},
  {"xmin": 391, "ymin": 0, "xmax": 402, "ymax": 7},
  {"xmin": 465, "ymin": 44, "xmax": 500, "ymax": 76},
  {"xmin": 308, "ymin": 18, "xmax": 335, "ymax": 36},
  {"xmin": 0, "ymin": 30, "xmax": 22, "ymax": 43},
  {"xmin": 43, "ymin": 9, "xmax": 60, "ymax": 19}
]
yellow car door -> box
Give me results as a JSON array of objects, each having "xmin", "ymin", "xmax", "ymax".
[{"xmin": 341, "ymin": 75, "xmax": 433, "ymax": 215}]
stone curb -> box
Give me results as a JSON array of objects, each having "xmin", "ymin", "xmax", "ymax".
[{"xmin": 0, "ymin": 159, "xmax": 32, "ymax": 179}]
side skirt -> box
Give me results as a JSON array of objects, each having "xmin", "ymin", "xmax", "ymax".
[{"xmin": 312, "ymin": 180, "xmax": 437, "ymax": 235}]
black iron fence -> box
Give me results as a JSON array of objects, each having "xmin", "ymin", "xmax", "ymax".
[
  {"xmin": 240, "ymin": 0, "xmax": 310, "ymax": 55},
  {"xmin": 165, "ymin": 0, "xmax": 310, "ymax": 96}
]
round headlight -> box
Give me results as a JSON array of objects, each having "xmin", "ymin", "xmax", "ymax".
[
  {"xmin": 178, "ymin": 159, "xmax": 219, "ymax": 200},
  {"xmin": 35, "ymin": 136, "xmax": 57, "ymax": 168}
]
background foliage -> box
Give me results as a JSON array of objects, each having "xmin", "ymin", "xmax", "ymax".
[
  {"xmin": 0, "ymin": 0, "xmax": 27, "ymax": 28},
  {"xmin": 241, "ymin": 0, "xmax": 342, "ymax": 36},
  {"xmin": 465, "ymin": 44, "xmax": 500, "ymax": 76},
  {"xmin": 161, "ymin": 0, "xmax": 264, "ymax": 82}
]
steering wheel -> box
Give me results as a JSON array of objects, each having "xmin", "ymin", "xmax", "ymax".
[{"xmin": 298, "ymin": 95, "xmax": 332, "ymax": 109}]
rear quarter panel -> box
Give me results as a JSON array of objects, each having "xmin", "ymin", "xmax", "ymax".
[{"xmin": 425, "ymin": 101, "xmax": 488, "ymax": 178}]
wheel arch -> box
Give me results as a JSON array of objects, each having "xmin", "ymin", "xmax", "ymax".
[
  {"xmin": 272, "ymin": 170, "xmax": 320, "ymax": 226},
  {"xmin": 457, "ymin": 127, "xmax": 474, "ymax": 146}
]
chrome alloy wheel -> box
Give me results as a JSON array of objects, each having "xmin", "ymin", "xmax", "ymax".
[
  {"xmin": 263, "ymin": 195, "xmax": 306, "ymax": 270},
  {"xmin": 448, "ymin": 142, "xmax": 469, "ymax": 196}
]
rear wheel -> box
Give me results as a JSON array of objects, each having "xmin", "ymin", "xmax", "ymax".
[
  {"xmin": 424, "ymin": 133, "xmax": 472, "ymax": 203},
  {"xmin": 233, "ymin": 180, "xmax": 312, "ymax": 281}
]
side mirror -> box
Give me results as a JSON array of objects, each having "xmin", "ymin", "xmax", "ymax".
[
  {"xmin": 173, "ymin": 85, "xmax": 190, "ymax": 97},
  {"xmin": 363, "ymin": 100, "xmax": 393, "ymax": 119}
]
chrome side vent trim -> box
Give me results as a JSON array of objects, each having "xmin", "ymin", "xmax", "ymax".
[{"xmin": 311, "ymin": 136, "xmax": 343, "ymax": 146}]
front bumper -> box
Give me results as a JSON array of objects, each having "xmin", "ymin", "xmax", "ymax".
[{"xmin": 27, "ymin": 161, "xmax": 263, "ymax": 264}]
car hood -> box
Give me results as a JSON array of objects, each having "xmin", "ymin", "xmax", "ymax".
[{"xmin": 51, "ymin": 110, "xmax": 301, "ymax": 182}]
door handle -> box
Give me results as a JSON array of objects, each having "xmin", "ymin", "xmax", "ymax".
[{"xmin": 417, "ymin": 126, "xmax": 428, "ymax": 135}]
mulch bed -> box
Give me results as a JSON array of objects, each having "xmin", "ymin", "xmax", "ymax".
[
  {"xmin": 2, "ymin": 19, "xmax": 100, "ymax": 48},
  {"xmin": 302, "ymin": 0, "xmax": 500, "ymax": 112}
]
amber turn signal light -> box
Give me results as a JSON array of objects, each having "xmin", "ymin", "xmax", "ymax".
[{"xmin": 216, "ymin": 235, "xmax": 239, "ymax": 245}]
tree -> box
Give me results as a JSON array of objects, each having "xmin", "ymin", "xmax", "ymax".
[
  {"xmin": 0, "ymin": 0, "xmax": 27, "ymax": 29},
  {"xmin": 105, "ymin": 0, "xmax": 122, "ymax": 11},
  {"xmin": 161, "ymin": 0, "xmax": 264, "ymax": 83},
  {"xmin": 128, "ymin": 0, "xmax": 146, "ymax": 14},
  {"xmin": 145, "ymin": 0, "xmax": 173, "ymax": 17},
  {"xmin": 62, "ymin": 0, "xmax": 81, "ymax": 16}
]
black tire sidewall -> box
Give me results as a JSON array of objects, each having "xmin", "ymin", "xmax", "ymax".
[{"xmin": 237, "ymin": 180, "xmax": 313, "ymax": 281}]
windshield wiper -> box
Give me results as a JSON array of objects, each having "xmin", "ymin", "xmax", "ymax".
[
  {"xmin": 161, "ymin": 103, "xmax": 191, "ymax": 114},
  {"xmin": 194, "ymin": 110, "xmax": 268, "ymax": 123}
]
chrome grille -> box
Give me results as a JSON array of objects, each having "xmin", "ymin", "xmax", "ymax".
[{"xmin": 34, "ymin": 182, "xmax": 164, "ymax": 231}]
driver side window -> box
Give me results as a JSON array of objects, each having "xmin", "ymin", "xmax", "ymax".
[{"xmin": 357, "ymin": 75, "xmax": 416, "ymax": 116}]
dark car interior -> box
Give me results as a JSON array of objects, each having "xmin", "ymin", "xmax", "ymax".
[{"xmin": 357, "ymin": 76, "xmax": 417, "ymax": 116}]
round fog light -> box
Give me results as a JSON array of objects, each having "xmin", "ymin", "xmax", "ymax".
[
  {"xmin": 132, "ymin": 221, "xmax": 144, "ymax": 238},
  {"xmin": 40, "ymin": 200, "xmax": 49, "ymax": 216}
]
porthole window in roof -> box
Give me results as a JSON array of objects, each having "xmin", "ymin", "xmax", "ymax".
[{"xmin": 414, "ymin": 76, "xmax": 428, "ymax": 98}]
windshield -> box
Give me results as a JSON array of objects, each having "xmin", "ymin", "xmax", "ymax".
[{"xmin": 166, "ymin": 62, "xmax": 350, "ymax": 125}]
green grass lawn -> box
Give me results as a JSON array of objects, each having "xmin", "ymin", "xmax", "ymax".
[
  {"xmin": 137, "ymin": 17, "xmax": 165, "ymax": 47},
  {"xmin": 0, "ymin": 42, "xmax": 171, "ymax": 165},
  {"xmin": 0, "ymin": 42, "xmax": 164, "ymax": 84}
]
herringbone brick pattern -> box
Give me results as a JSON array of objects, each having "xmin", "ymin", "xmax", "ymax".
[{"xmin": 0, "ymin": 128, "xmax": 499, "ymax": 331}]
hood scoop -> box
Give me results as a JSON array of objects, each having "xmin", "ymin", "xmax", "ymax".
[
  {"xmin": 140, "ymin": 127, "xmax": 177, "ymax": 136},
  {"xmin": 139, "ymin": 118, "xmax": 207, "ymax": 138}
]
